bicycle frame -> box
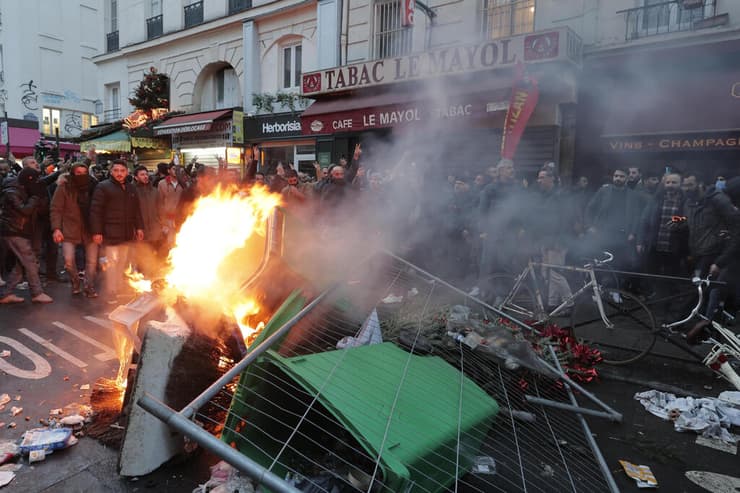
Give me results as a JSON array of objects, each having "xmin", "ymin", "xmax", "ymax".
[
  {"xmin": 661, "ymin": 278, "xmax": 740, "ymax": 390},
  {"xmin": 501, "ymin": 260, "xmax": 614, "ymax": 329}
]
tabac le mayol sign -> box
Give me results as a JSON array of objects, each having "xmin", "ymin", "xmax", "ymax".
[{"xmin": 302, "ymin": 29, "xmax": 567, "ymax": 96}]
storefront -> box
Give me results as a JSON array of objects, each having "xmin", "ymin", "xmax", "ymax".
[
  {"xmin": 244, "ymin": 113, "xmax": 316, "ymax": 175},
  {"xmin": 79, "ymin": 128, "xmax": 171, "ymax": 167},
  {"xmin": 575, "ymin": 37, "xmax": 740, "ymax": 185},
  {"xmin": 153, "ymin": 109, "xmax": 245, "ymax": 170},
  {"xmin": 300, "ymin": 27, "xmax": 582, "ymax": 179},
  {"xmin": 1, "ymin": 119, "xmax": 80, "ymax": 159}
]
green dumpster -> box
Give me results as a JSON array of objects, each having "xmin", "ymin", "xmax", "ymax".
[{"xmin": 223, "ymin": 341, "xmax": 498, "ymax": 492}]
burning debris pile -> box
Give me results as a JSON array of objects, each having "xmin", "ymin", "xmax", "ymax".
[{"xmin": 82, "ymin": 185, "xmax": 286, "ymax": 475}]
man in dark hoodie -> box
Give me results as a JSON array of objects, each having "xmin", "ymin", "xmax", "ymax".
[{"xmin": 0, "ymin": 167, "xmax": 54, "ymax": 303}]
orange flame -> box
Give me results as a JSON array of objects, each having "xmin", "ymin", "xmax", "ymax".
[{"xmin": 124, "ymin": 266, "xmax": 152, "ymax": 293}]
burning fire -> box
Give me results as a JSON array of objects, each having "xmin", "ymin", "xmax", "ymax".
[{"xmin": 125, "ymin": 184, "xmax": 280, "ymax": 345}]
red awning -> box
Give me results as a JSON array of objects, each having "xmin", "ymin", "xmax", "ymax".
[
  {"xmin": 7, "ymin": 127, "xmax": 41, "ymax": 157},
  {"xmin": 301, "ymin": 89, "xmax": 510, "ymax": 135},
  {"xmin": 153, "ymin": 110, "xmax": 232, "ymax": 136}
]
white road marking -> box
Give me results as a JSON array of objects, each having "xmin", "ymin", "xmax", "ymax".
[
  {"xmin": 0, "ymin": 336, "xmax": 52, "ymax": 379},
  {"xmin": 83, "ymin": 316, "xmax": 114, "ymax": 330},
  {"xmin": 52, "ymin": 321, "xmax": 117, "ymax": 361},
  {"xmin": 18, "ymin": 328, "xmax": 88, "ymax": 368}
]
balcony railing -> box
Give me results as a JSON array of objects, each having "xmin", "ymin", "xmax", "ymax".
[
  {"xmin": 619, "ymin": 0, "xmax": 718, "ymax": 41},
  {"xmin": 103, "ymin": 108, "xmax": 121, "ymax": 123},
  {"xmin": 106, "ymin": 31, "xmax": 119, "ymax": 52},
  {"xmin": 146, "ymin": 14, "xmax": 163, "ymax": 40},
  {"xmin": 184, "ymin": 1, "xmax": 204, "ymax": 28},
  {"xmin": 228, "ymin": 0, "xmax": 251, "ymax": 15}
]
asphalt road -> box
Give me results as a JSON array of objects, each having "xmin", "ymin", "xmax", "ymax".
[{"xmin": 1, "ymin": 280, "xmax": 739, "ymax": 492}]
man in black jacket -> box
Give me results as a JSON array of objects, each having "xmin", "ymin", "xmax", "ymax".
[
  {"xmin": 89, "ymin": 160, "xmax": 144, "ymax": 303},
  {"xmin": 0, "ymin": 168, "xmax": 54, "ymax": 303}
]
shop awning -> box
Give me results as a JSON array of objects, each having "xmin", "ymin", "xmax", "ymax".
[
  {"xmin": 153, "ymin": 109, "xmax": 231, "ymax": 136},
  {"xmin": 7, "ymin": 127, "xmax": 41, "ymax": 157},
  {"xmin": 300, "ymin": 89, "xmax": 510, "ymax": 135},
  {"xmin": 130, "ymin": 136, "xmax": 169, "ymax": 149},
  {"xmin": 80, "ymin": 129, "xmax": 131, "ymax": 153}
]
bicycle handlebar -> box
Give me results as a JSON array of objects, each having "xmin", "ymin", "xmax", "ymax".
[{"xmin": 593, "ymin": 251, "xmax": 614, "ymax": 266}]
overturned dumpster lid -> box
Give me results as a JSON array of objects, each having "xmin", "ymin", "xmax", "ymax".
[{"xmin": 269, "ymin": 343, "xmax": 499, "ymax": 492}]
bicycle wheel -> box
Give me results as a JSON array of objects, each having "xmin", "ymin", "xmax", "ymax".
[
  {"xmin": 485, "ymin": 274, "xmax": 538, "ymax": 319},
  {"xmin": 569, "ymin": 288, "xmax": 657, "ymax": 365}
]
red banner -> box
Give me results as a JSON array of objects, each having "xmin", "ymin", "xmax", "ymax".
[
  {"xmin": 500, "ymin": 64, "xmax": 539, "ymax": 160},
  {"xmin": 401, "ymin": 0, "xmax": 415, "ymax": 26}
]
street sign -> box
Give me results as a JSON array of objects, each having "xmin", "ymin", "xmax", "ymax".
[{"xmin": 0, "ymin": 121, "xmax": 8, "ymax": 145}]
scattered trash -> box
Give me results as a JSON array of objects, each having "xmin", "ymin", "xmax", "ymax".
[
  {"xmin": 407, "ymin": 287, "xmax": 419, "ymax": 297},
  {"xmin": 381, "ymin": 294, "xmax": 403, "ymax": 304},
  {"xmin": 719, "ymin": 391, "xmax": 740, "ymax": 407},
  {"xmin": 9, "ymin": 408, "xmax": 22, "ymax": 417},
  {"xmin": 19, "ymin": 428, "xmax": 73, "ymax": 453},
  {"xmin": 24, "ymin": 417, "xmax": 29, "ymax": 422},
  {"xmin": 6, "ymin": 424, "xmax": 15, "ymax": 429},
  {"xmin": 63, "ymin": 403, "xmax": 93, "ymax": 418},
  {"xmin": 686, "ymin": 470, "xmax": 740, "ymax": 492},
  {"xmin": 695, "ymin": 435, "xmax": 738, "ymax": 455},
  {"xmin": 704, "ymin": 385, "xmax": 713, "ymax": 391},
  {"xmin": 500, "ymin": 407, "xmax": 537, "ymax": 423},
  {"xmin": 0, "ymin": 395, "xmax": 9, "ymax": 408},
  {"xmin": 80, "ymin": 384, "xmax": 90, "ymax": 391},
  {"xmin": 49, "ymin": 409, "xmax": 62, "ymax": 416},
  {"xmin": 634, "ymin": 390, "xmax": 740, "ymax": 443},
  {"xmin": 193, "ymin": 460, "xmax": 254, "ymax": 493},
  {"xmin": 0, "ymin": 351, "xmax": 9, "ymax": 358},
  {"xmin": 60, "ymin": 415, "xmax": 85, "ymax": 427},
  {"xmin": 0, "ymin": 464, "xmax": 21, "ymax": 472},
  {"xmin": 63, "ymin": 376, "xmax": 69, "ymax": 381},
  {"xmin": 337, "ymin": 309, "xmax": 383, "ymax": 349},
  {"xmin": 12, "ymin": 396, "xmax": 19, "ymax": 402},
  {"xmin": 0, "ymin": 471, "xmax": 15, "ymax": 488},
  {"xmin": 472, "ymin": 456, "xmax": 496, "ymax": 475},
  {"xmin": 540, "ymin": 464, "xmax": 555, "ymax": 478},
  {"xmin": 28, "ymin": 450, "xmax": 46, "ymax": 464},
  {"xmin": 0, "ymin": 441, "xmax": 19, "ymax": 466},
  {"xmin": 619, "ymin": 460, "xmax": 658, "ymax": 488}
]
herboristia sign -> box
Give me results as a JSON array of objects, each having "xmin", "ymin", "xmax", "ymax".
[{"xmin": 301, "ymin": 28, "xmax": 580, "ymax": 96}]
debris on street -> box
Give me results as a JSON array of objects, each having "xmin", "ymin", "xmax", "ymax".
[
  {"xmin": 19, "ymin": 428, "xmax": 73, "ymax": 453},
  {"xmin": 79, "ymin": 384, "xmax": 90, "ymax": 391},
  {"xmin": 193, "ymin": 460, "xmax": 254, "ymax": 493},
  {"xmin": 0, "ymin": 351, "xmax": 9, "ymax": 358},
  {"xmin": 9, "ymin": 407, "xmax": 22, "ymax": 417},
  {"xmin": 0, "ymin": 395, "xmax": 9, "ymax": 410},
  {"xmin": 0, "ymin": 471, "xmax": 15, "ymax": 488},
  {"xmin": 686, "ymin": 470, "xmax": 740, "ymax": 492},
  {"xmin": 634, "ymin": 390, "xmax": 740, "ymax": 443},
  {"xmin": 0, "ymin": 441, "xmax": 18, "ymax": 466},
  {"xmin": 619, "ymin": 460, "xmax": 658, "ymax": 488}
]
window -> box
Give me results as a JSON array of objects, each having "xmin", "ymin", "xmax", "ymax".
[
  {"xmin": 81, "ymin": 114, "xmax": 99, "ymax": 130},
  {"xmin": 151, "ymin": 0, "xmax": 162, "ymax": 16},
  {"xmin": 42, "ymin": 108, "xmax": 61, "ymax": 136},
  {"xmin": 480, "ymin": 0, "xmax": 535, "ymax": 40},
  {"xmin": 111, "ymin": 85, "xmax": 119, "ymax": 110},
  {"xmin": 373, "ymin": 0, "xmax": 412, "ymax": 59},
  {"xmin": 282, "ymin": 44, "xmax": 302, "ymax": 90},
  {"xmin": 110, "ymin": 0, "xmax": 118, "ymax": 32},
  {"xmin": 215, "ymin": 67, "xmax": 238, "ymax": 109}
]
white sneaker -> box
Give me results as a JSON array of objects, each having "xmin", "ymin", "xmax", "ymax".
[{"xmin": 17, "ymin": 281, "xmax": 29, "ymax": 290}]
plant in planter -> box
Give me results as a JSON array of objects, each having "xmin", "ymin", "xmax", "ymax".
[{"xmin": 252, "ymin": 93, "xmax": 276, "ymax": 114}]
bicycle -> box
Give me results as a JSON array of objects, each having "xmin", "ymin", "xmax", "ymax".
[
  {"xmin": 490, "ymin": 251, "xmax": 657, "ymax": 365},
  {"xmin": 660, "ymin": 277, "xmax": 740, "ymax": 390}
]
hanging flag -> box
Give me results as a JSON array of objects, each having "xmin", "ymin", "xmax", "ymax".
[
  {"xmin": 401, "ymin": 0, "xmax": 415, "ymax": 26},
  {"xmin": 500, "ymin": 64, "xmax": 539, "ymax": 161}
]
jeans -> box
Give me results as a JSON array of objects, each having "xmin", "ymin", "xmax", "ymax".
[
  {"xmin": 103, "ymin": 243, "xmax": 130, "ymax": 298},
  {"xmin": 1, "ymin": 236, "xmax": 44, "ymax": 297},
  {"xmin": 62, "ymin": 241, "xmax": 98, "ymax": 287}
]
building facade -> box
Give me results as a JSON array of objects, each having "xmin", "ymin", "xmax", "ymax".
[
  {"xmin": 93, "ymin": 0, "xmax": 318, "ymax": 169},
  {"xmin": 0, "ymin": 1, "xmax": 102, "ymax": 156}
]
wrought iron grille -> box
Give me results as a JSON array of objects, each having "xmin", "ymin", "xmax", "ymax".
[
  {"xmin": 228, "ymin": 0, "xmax": 252, "ymax": 15},
  {"xmin": 106, "ymin": 30, "xmax": 119, "ymax": 52},
  {"xmin": 373, "ymin": 0, "xmax": 412, "ymax": 60},
  {"xmin": 184, "ymin": 1, "xmax": 204, "ymax": 28},
  {"xmin": 147, "ymin": 14, "xmax": 163, "ymax": 39},
  {"xmin": 480, "ymin": 0, "xmax": 535, "ymax": 40},
  {"xmin": 620, "ymin": 0, "xmax": 717, "ymax": 41},
  {"xmin": 103, "ymin": 108, "xmax": 121, "ymax": 123}
]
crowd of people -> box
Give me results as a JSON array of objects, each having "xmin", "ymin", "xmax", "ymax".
[{"xmin": 0, "ymin": 148, "xmax": 738, "ymax": 337}]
